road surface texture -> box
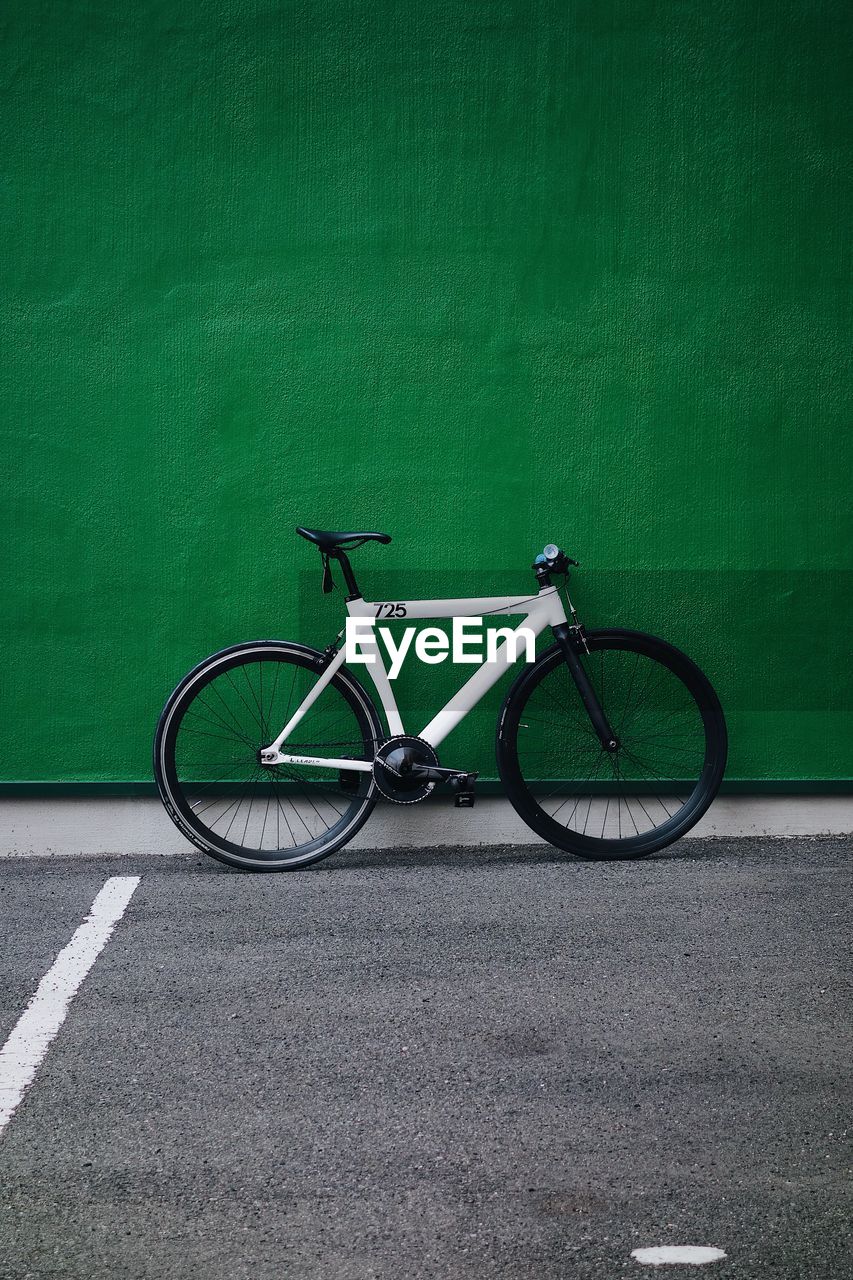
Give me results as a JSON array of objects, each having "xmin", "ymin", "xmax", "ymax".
[{"xmin": 0, "ymin": 838, "xmax": 850, "ymax": 1279}]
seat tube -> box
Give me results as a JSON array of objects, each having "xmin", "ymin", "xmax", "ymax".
[{"xmin": 552, "ymin": 623, "xmax": 619, "ymax": 751}]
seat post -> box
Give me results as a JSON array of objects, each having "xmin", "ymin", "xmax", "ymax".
[{"xmin": 333, "ymin": 549, "xmax": 361, "ymax": 598}]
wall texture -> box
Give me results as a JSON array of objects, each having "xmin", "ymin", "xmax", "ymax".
[{"xmin": 2, "ymin": 0, "xmax": 850, "ymax": 786}]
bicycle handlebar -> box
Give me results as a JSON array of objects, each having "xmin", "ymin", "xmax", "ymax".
[{"xmin": 533, "ymin": 544, "xmax": 578, "ymax": 578}]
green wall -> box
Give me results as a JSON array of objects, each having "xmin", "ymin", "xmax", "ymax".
[{"xmin": 2, "ymin": 0, "xmax": 851, "ymax": 786}]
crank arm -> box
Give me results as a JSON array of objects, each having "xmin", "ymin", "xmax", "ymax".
[{"xmin": 408, "ymin": 764, "xmax": 479, "ymax": 785}]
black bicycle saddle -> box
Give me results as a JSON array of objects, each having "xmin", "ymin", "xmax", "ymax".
[{"xmin": 296, "ymin": 527, "xmax": 392, "ymax": 550}]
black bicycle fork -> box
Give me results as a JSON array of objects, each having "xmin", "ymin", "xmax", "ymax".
[{"xmin": 552, "ymin": 623, "xmax": 619, "ymax": 752}]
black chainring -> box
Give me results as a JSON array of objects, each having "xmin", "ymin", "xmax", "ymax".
[{"xmin": 372, "ymin": 735, "xmax": 439, "ymax": 805}]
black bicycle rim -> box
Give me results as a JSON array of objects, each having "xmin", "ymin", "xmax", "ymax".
[
  {"xmin": 155, "ymin": 644, "xmax": 380, "ymax": 868},
  {"xmin": 497, "ymin": 630, "xmax": 727, "ymax": 859}
]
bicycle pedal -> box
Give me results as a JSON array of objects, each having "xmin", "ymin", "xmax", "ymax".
[{"xmin": 450, "ymin": 772, "xmax": 477, "ymax": 808}]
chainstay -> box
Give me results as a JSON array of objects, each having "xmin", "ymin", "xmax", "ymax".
[{"xmin": 265, "ymin": 735, "xmax": 400, "ymax": 803}]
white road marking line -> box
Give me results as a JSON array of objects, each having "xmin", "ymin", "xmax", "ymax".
[
  {"xmin": 0, "ymin": 875, "xmax": 140, "ymax": 1137},
  {"xmin": 632, "ymin": 1245, "xmax": 727, "ymax": 1266}
]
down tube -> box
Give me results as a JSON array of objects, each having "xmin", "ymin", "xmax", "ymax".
[{"xmin": 418, "ymin": 614, "xmax": 551, "ymax": 749}]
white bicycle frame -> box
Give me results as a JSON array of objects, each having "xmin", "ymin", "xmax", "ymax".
[{"xmin": 260, "ymin": 585, "xmax": 569, "ymax": 771}]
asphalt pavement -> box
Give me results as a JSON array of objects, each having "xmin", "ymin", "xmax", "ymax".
[{"xmin": 0, "ymin": 837, "xmax": 850, "ymax": 1279}]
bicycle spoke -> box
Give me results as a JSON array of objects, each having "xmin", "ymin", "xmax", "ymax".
[
  {"xmin": 263, "ymin": 658, "xmax": 282, "ymax": 742},
  {"xmin": 242, "ymin": 663, "xmax": 267, "ymax": 738},
  {"xmin": 192, "ymin": 694, "xmax": 256, "ymax": 748},
  {"xmin": 223, "ymin": 670, "xmax": 265, "ymax": 737}
]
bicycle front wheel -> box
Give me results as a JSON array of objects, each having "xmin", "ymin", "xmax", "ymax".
[
  {"xmin": 154, "ymin": 642, "xmax": 382, "ymax": 870},
  {"xmin": 497, "ymin": 629, "xmax": 727, "ymax": 859}
]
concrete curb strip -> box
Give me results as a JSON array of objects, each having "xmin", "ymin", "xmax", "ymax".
[{"xmin": 2, "ymin": 795, "xmax": 852, "ymax": 856}]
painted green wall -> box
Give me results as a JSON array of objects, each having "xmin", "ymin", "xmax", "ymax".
[{"xmin": 2, "ymin": 0, "xmax": 850, "ymax": 786}]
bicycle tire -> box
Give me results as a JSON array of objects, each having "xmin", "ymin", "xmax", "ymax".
[
  {"xmin": 496, "ymin": 628, "xmax": 727, "ymax": 859},
  {"xmin": 154, "ymin": 641, "xmax": 383, "ymax": 870}
]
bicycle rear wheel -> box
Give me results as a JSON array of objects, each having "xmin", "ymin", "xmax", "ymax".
[
  {"xmin": 154, "ymin": 642, "xmax": 382, "ymax": 870},
  {"xmin": 497, "ymin": 629, "xmax": 727, "ymax": 859}
]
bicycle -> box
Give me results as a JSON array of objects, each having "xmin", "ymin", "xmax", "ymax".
[{"xmin": 154, "ymin": 527, "xmax": 727, "ymax": 870}]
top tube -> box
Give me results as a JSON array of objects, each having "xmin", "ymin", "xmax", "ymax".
[{"xmin": 349, "ymin": 587, "xmax": 559, "ymax": 622}]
